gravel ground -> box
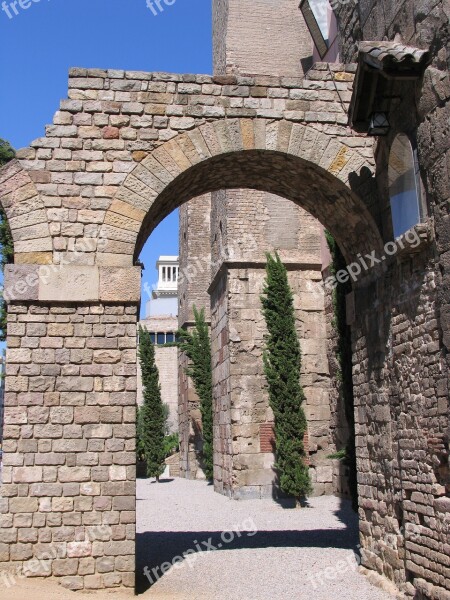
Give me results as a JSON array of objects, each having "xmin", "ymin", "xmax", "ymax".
[{"xmin": 137, "ymin": 477, "xmax": 395, "ymax": 600}]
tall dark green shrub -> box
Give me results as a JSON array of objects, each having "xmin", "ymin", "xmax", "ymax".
[
  {"xmin": 0, "ymin": 138, "xmax": 15, "ymax": 342},
  {"xmin": 177, "ymin": 306, "xmax": 213, "ymax": 480},
  {"xmin": 325, "ymin": 231, "xmax": 358, "ymax": 510},
  {"xmin": 261, "ymin": 253, "xmax": 312, "ymax": 505},
  {"xmin": 138, "ymin": 326, "xmax": 166, "ymax": 481}
]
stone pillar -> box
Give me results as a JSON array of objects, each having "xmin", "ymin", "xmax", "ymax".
[
  {"xmin": 209, "ymin": 189, "xmax": 333, "ymax": 499},
  {"xmin": 0, "ymin": 265, "xmax": 140, "ymax": 591},
  {"xmin": 209, "ymin": 0, "xmax": 334, "ymax": 498},
  {"xmin": 178, "ymin": 194, "xmax": 211, "ymax": 479}
]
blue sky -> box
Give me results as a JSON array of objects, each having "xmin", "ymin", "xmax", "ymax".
[{"xmin": 0, "ymin": 0, "xmax": 212, "ymax": 317}]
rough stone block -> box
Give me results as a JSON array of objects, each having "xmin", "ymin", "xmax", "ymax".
[
  {"xmin": 39, "ymin": 266, "xmax": 99, "ymax": 302},
  {"xmin": 99, "ymin": 267, "xmax": 141, "ymax": 302},
  {"xmin": 3, "ymin": 265, "xmax": 39, "ymax": 302}
]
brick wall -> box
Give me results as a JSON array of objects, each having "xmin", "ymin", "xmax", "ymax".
[
  {"xmin": 330, "ymin": 3, "xmax": 450, "ymax": 595},
  {"xmin": 208, "ymin": 0, "xmax": 336, "ymax": 498},
  {"xmin": 213, "ymin": 0, "xmax": 313, "ymax": 77}
]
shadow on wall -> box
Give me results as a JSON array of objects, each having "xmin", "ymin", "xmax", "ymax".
[{"xmin": 135, "ymin": 498, "xmax": 359, "ymax": 594}]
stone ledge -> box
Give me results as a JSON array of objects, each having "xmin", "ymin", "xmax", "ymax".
[
  {"xmin": 208, "ymin": 259, "xmax": 323, "ymax": 294},
  {"xmin": 3, "ymin": 265, "xmax": 141, "ymax": 303}
]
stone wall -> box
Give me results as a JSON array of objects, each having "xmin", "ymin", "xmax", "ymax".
[
  {"xmin": 0, "ymin": 302, "xmax": 137, "ymax": 590},
  {"xmin": 210, "ymin": 270, "xmax": 233, "ymax": 494},
  {"xmin": 178, "ymin": 194, "xmax": 211, "ymax": 479},
  {"xmin": 0, "ymin": 359, "xmax": 5, "ymax": 444},
  {"xmin": 353, "ymin": 243, "xmax": 449, "ymax": 597},
  {"xmin": 0, "ymin": 18, "xmax": 447, "ymax": 594},
  {"xmin": 137, "ymin": 315, "xmax": 178, "ymax": 433},
  {"xmin": 330, "ymin": 3, "xmax": 450, "ymax": 596},
  {"xmin": 178, "ymin": 194, "xmax": 211, "ymax": 327},
  {"xmin": 209, "ymin": 186, "xmax": 335, "ymax": 497},
  {"xmin": 210, "ymin": 265, "xmax": 333, "ymax": 499},
  {"xmin": 213, "ymin": 0, "xmax": 313, "ymax": 77},
  {"xmin": 207, "ymin": 0, "xmax": 338, "ymax": 498}
]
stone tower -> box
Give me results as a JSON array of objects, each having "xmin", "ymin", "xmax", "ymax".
[{"xmin": 179, "ymin": 0, "xmax": 336, "ymax": 497}]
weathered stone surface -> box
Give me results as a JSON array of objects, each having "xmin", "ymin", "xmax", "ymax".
[
  {"xmin": 3, "ymin": 265, "xmax": 39, "ymax": 302},
  {"xmin": 99, "ymin": 267, "xmax": 141, "ymax": 302},
  {"xmin": 39, "ymin": 266, "xmax": 99, "ymax": 302}
]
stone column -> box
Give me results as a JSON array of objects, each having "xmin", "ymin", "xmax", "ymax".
[
  {"xmin": 0, "ymin": 265, "xmax": 140, "ymax": 591},
  {"xmin": 178, "ymin": 195, "xmax": 211, "ymax": 480},
  {"xmin": 209, "ymin": 189, "xmax": 333, "ymax": 499}
]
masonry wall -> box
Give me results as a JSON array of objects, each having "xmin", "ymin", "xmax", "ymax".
[
  {"xmin": 0, "ymin": 303, "xmax": 137, "ymax": 591},
  {"xmin": 208, "ymin": 0, "xmax": 336, "ymax": 498},
  {"xmin": 178, "ymin": 194, "xmax": 211, "ymax": 479},
  {"xmin": 137, "ymin": 345, "xmax": 178, "ymax": 433},
  {"xmin": 353, "ymin": 244, "xmax": 449, "ymax": 597},
  {"xmin": 0, "ymin": 12, "xmax": 447, "ymax": 594},
  {"xmin": 209, "ymin": 187, "xmax": 335, "ymax": 498},
  {"xmin": 178, "ymin": 194, "xmax": 211, "ymax": 327},
  {"xmin": 213, "ymin": 0, "xmax": 313, "ymax": 77},
  {"xmin": 210, "ymin": 270, "xmax": 233, "ymax": 495},
  {"xmin": 331, "ymin": 3, "xmax": 450, "ymax": 597},
  {"xmin": 137, "ymin": 316, "xmax": 179, "ymax": 433}
]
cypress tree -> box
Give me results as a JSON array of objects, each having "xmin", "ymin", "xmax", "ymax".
[
  {"xmin": 177, "ymin": 306, "xmax": 213, "ymax": 480},
  {"xmin": 261, "ymin": 252, "xmax": 312, "ymax": 505},
  {"xmin": 0, "ymin": 138, "xmax": 15, "ymax": 342},
  {"xmin": 138, "ymin": 326, "xmax": 166, "ymax": 481}
]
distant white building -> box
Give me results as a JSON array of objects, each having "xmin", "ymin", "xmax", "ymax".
[
  {"xmin": 145, "ymin": 256, "xmax": 179, "ymax": 320},
  {"xmin": 138, "ymin": 256, "xmax": 179, "ymax": 433}
]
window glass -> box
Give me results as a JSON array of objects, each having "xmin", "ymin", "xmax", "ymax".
[
  {"xmin": 300, "ymin": 0, "xmax": 337, "ymax": 59},
  {"xmin": 166, "ymin": 333, "xmax": 175, "ymax": 343},
  {"xmin": 157, "ymin": 332, "xmax": 165, "ymax": 345},
  {"xmin": 309, "ymin": 0, "xmax": 330, "ymax": 43},
  {"xmin": 150, "ymin": 333, "xmax": 156, "ymax": 344},
  {"xmin": 389, "ymin": 134, "xmax": 422, "ymax": 238}
]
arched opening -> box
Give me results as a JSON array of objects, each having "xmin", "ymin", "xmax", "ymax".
[
  {"xmin": 128, "ymin": 144, "xmax": 377, "ymax": 595},
  {"xmin": 124, "ymin": 149, "xmax": 382, "ymax": 264}
]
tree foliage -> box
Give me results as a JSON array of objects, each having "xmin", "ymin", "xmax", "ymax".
[
  {"xmin": 325, "ymin": 231, "xmax": 358, "ymax": 511},
  {"xmin": 177, "ymin": 306, "xmax": 213, "ymax": 480},
  {"xmin": 0, "ymin": 138, "xmax": 15, "ymax": 342},
  {"xmin": 138, "ymin": 326, "xmax": 166, "ymax": 480},
  {"xmin": 261, "ymin": 253, "xmax": 312, "ymax": 504}
]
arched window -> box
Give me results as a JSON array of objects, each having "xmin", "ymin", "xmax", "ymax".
[{"xmin": 389, "ymin": 134, "xmax": 424, "ymax": 238}]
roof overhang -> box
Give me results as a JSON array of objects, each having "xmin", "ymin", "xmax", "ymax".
[{"xmin": 349, "ymin": 41, "xmax": 431, "ymax": 133}]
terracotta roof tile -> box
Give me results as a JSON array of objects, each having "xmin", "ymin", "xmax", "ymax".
[{"xmin": 358, "ymin": 41, "xmax": 431, "ymax": 70}]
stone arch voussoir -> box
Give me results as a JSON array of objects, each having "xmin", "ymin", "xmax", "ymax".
[
  {"xmin": 0, "ymin": 159, "xmax": 53, "ymax": 264},
  {"xmin": 99, "ymin": 119, "xmax": 382, "ymax": 266}
]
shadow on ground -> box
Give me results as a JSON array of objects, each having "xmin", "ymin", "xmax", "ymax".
[{"xmin": 136, "ymin": 502, "xmax": 359, "ymax": 595}]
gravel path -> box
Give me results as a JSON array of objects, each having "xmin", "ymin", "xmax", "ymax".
[{"xmin": 137, "ymin": 477, "xmax": 394, "ymax": 600}]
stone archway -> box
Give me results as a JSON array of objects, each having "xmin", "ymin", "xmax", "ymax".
[
  {"xmin": 98, "ymin": 123, "xmax": 382, "ymax": 265},
  {"xmin": 1, "ymin": 66, "xmax": 447, "ymax": 596},
  {"xmin": 0, "ymin": 68, "xmax": 381, "ymax": 591}
]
